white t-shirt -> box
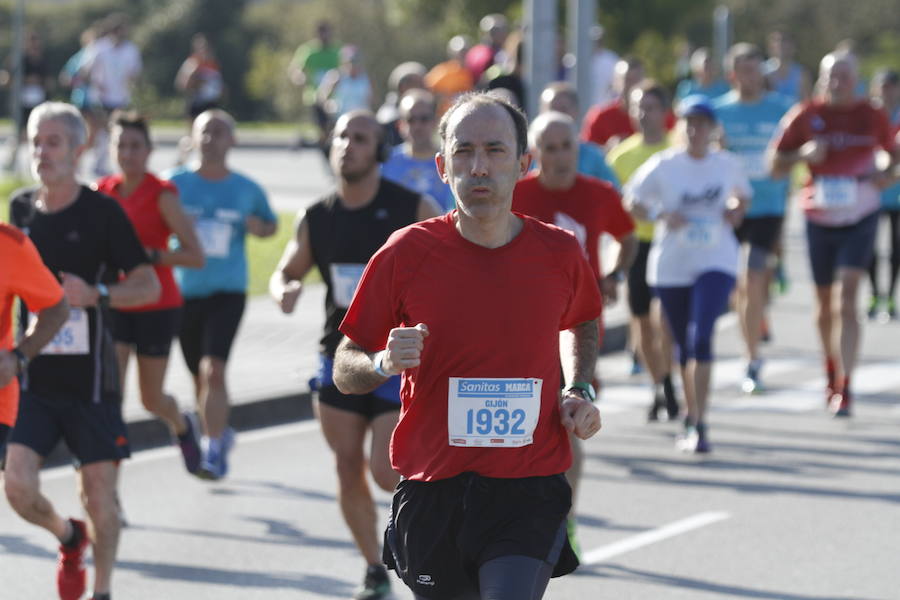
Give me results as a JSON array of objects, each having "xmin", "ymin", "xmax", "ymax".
[
  {"xmin": 626, "ymin": 148, "xmax": 752, "ymax": 287},
  {"xmin": 590, "ymin": 48, "xmax": 619, "ymax": 107},
  {"xmin": 87, "ymin": 39, "xmax": 142, "ymax": 107}
]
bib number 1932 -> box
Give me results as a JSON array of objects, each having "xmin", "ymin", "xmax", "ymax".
[{"xmin": 448, "ymin": 377, "xmax": 542, "ymax": 447}]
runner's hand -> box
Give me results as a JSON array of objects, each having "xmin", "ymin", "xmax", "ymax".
[
  {"xmin": 560, "ymin": 394, "xmax": 602, "ymax": 440},
  {"xmin": 382, "ymin": 323, "xmax": 429, "ymax": 375},
  {"xmin": 277, "ymin": 280, "xmax": 303, "ymax": 314},
  {"xmin": 245, "ymin": 215, "xmax": 268, "ymax": 236},
  {"xmin": 664, "ymin": 211, "xmax": 687, "ymax": 231},
  {"xmin": 60, "ymin": 272, "xmax": 99, "ymax": 307}
]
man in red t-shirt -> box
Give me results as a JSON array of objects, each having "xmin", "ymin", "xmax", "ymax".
[
  {"xmin": 333, "ymin": 93, "xmax": 602, "ymax": 599},
  {"xmin": 771, "ymin": 50, "xmax": 900, "ymax": 417},
  {"xmin": 513, "ymin": 110, "xmax": 635, "ymax": 556},
  {"xmin": 581, "ymin": 56, "xmax": 676, "ymax": 149},
  {"xmin": 0, "ymin": 225, "xmax": 69, "ymax": 468}
]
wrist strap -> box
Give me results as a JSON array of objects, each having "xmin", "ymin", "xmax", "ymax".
[
  {"xmin": 372, "ymin": 350, "xmax": 389, "ymax": 378},
  {"xmin": 564, "ymin": 381, "xmax": 596, "ymax": 403}
]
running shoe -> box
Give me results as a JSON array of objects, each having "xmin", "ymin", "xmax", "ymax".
[
  {"xmin": 774, "ymin": 261, "xmax": 789, "ymax": 295},
  {"xmin": 197, "ymin": 427, "xmax": 236, "ymax": 480},
  {"xmin": 741, "ymin": 360, "xmax": 764, "ymax": 394},
  {"xmin": 867, "ymin": 296, "xmax": 881, "ymax": 320},
  {"xmin": 177, "ymin": 412, "xmax": 202, "ymax": 474},
  {"xmin": 354, "ymin": 564, "xmax": 391, "ymax": 600},
  {"xmin": 887, "ymin": 298, "xmax": 897, "ymax": 320},
  {"xmin": 676, "ymin": 423, "xmax": 698, "ymax": 453},
  {"xmin": 629, "ymin": 351, "xmax": 644, "ymax": 376},
  {"xmin": 566, "ymin": 517, "xmax": 582, "ymax": 560},
  {"xmin": 828, "ymin": 390, "xmax": 852, "ymax": 418},
  {"xmin": 663, "ymin": 376, "xmax": 680, "ymax": 420},
  {"xmin": 694, "ymin": 423, "xmax": 711, "ymax": 453},
  {"xmin": 646, "ymin": 390, "xmax": 665, "ymax": 422},
  {"xmin": 57, "ymin": 518, "xmax": 89, "ymax": 600}
]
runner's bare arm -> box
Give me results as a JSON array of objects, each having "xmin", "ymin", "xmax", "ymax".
[
  {"xmin": 269, "ymin": 209, "xmax": 313, "ymax": 314},
  {"xmin": 769, "ymin": 139, "xmax": 826, "ymax": 177},
  {"xmin": 560, "ymin": 319, "xmax": 599, "ymax": 387},
  {"xmin": 0, "ymin": 297, "xmax": 69, "ymax": 387},
  {"xmin": 600, "ymin": 233, "xmax": 637, "ymax": 304},
  {"xmin": 60, "ymin": 265, "xmax": 160, "ymax": 309},
  {"xmin": 559, "ymin": 319, "xmax": 602, "ymax": 439},
  {"xmin": 157, "ymin": 190, "xmax": 205, "ymax": 268},
  {"xmin": 246, "ymin": 214, "xmax": 278, "ymax": 238},
  {"xmin": 334, "ymin": 324, "xmax": 429, "ymax": 395}
]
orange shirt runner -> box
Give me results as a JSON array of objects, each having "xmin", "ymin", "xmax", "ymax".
[{"xmin": 0, "ymin": 223, "xmax": 64, "ymax": 427}]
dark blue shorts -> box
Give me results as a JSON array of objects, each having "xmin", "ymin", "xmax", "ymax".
[
  {"xmin": 9, "ymin": 391, "xmax": 130, "ymax": 466},
  {"xmin": 806, "ymin": 212, "xmax": 878, "ymax": 286},
  {"xmin": 312, "ymin": 355, "xmax": 400, "ymax": 420}
]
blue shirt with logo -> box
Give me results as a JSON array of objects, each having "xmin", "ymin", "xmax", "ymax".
[
  {"xmin": 714, "ymin": 91, "xmax": 794, "ymax": 217},
  {"xmin": 165, "ymin": 167, "xmax": 277, "ymax": 298},
  {"xmin": 381, "ymin": 147, "xmax": 454, "ymax": 212}
]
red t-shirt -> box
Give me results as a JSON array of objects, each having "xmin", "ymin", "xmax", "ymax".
[
  {"xmin": 0, "ymin": 224, "xmax": 65, "ymax": 426},
  {"xmin": 339, "ymin": 213, "xmax": 603, "ymax": 481},
  {"xmin": 95, "ymin": 173, "xmax": 182, "ymax": 311},
  {"xmin": 774, "ymin": 99, "xmax": 896, "ymax": 225},
  {"xmin": 581, "ymin": 99, "xmax": 676, "ymax": 146},
  {"xmin": 513, "ymin": 173, "xmax": 635, "ymax": 280}
]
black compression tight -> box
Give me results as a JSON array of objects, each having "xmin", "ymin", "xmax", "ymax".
[{"xmin": 413, "ymin": 555, "xmax": 553, "ymax": 600}]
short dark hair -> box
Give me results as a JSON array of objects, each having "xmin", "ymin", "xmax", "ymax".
[
  {"xmin": 111, "ymin": 110, "xmax": 152, "ymax": 146},
  {"xmin": 726, "ymin": 42, "xmax": 764, "ymax": 74},
  {"xmin": 634, "ymin": 79, "xmax": 670, "ymax": 109},
  {"xmin": 438, "ymin": 91, "xmax": 528, "ymax": 157}
]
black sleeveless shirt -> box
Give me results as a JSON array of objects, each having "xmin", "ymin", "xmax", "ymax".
[{"xmin": 307, "ymin": 178, "xmax": 420, "ymax": 357}]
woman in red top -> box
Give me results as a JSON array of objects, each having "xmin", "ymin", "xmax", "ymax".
[{"xmin": 96, "ymin": 111, "xmax": 205, "ymax": 474}]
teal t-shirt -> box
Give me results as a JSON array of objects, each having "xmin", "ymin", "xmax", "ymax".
[
  {"xmin": 166, "ymin": 167, "xmax": 277, "ymax": 298},
  {"xmin": 578, "ymin": 141, "xmax": 621, "ymax": 191},
  {"xmin": 714, "ymin": 91, "xmax": 794, "ymax": 217},
  {"xmin": 881, "ymin": 107, "xmax": 900, "ymax": 211},
  {"xmin": 675, "ymin": 78, "xmax": 730, "ymax": 103},
  {"xmin": 381, "ymin": 147, "xmax": 454, "ymax": 211}
]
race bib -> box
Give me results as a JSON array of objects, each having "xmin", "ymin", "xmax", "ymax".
[
  {"xmin": 330, "ymin": 263, "xmax": 366, "ymax": 309},
  {"xmin": 813, "ymin": 177, "xmax": 857, "ymax": 209},
  {"xmin": 737, "ymin": 150, "xmax": 767, "ymax": 179},
  {"xmin": 678, "ymin": 218, "xmax": 721, "ymax": 249},
  {"xmin": 196, "ymin": 218, "xmax": 232, "ymax": 258},
  {"xmin": 448, "ymin": 377, "xmax": 542, "ymax": 447},
  {"xmin": 31, "ymin": 308, "xmax": 90, "ymax": 355}
]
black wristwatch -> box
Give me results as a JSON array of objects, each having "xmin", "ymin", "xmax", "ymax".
[
  {"xmin": 148, "ymin": 248, "xmax": 162, "ymax": 264},
  {"xmin": 12, "ymin": 347, "xmax": 28, "ymax": 375},
  {"xmin": 564, "ymin": 381, "xmax": 597, "ymax": 403}
]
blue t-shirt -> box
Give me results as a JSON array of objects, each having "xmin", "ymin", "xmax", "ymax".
[
  {"xmin": 165, "ymin": 167, "xmax": 277, "ymax": 298},
  {"xmin": 713, "ymin": 91, "xmax": 793, "ymax": 217},
  {"xmin": 578, "ymin": 142, "xmax": 621, "ymax": 191},
  {"xmin": 380, "ymin": 147, "xmax": 454, "ymax": 211},
  {"xmin": 675, "ymin": 78, "xmax": 731, "ymax": 103},
  {"xmin": 881, "ymin": 106, "xmax": 900, "ymax": 211}
]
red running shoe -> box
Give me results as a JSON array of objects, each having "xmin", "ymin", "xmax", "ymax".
[
  {"xmin": 828, "ymin": 391, "xmax": 852, "ymax": 418},
  {"xmin": 57, "ymin": 518, "xmax": 88, "ymax": 600}
]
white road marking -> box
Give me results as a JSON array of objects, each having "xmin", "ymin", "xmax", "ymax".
[{"xmin": 581, "ymin": 511, "xmax": 732, "ymax": 565}]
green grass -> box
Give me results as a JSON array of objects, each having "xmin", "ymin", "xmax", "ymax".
[{"xmin": 1, "ymin": 176, "xmax": 319, "ymax": 297}]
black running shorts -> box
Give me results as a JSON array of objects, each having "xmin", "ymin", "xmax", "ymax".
[
  {"xmin": 735, "ymin": 215, "xmax": 784, "ymax": 253},
  {"xmin": 111, "ymin": 307, "xmax": 181, "ymax": 357},
  {"xmin": 10, "ymin": 391, "xmax": 130, "ymax": 466},
  {"xmin": 383, "ymin": 472, "xmax": 578, "ymax": 599},
  {"xmin": 179, "ymin": 293, "xmax": 246, "ymax": 375},
  {"xmin": 806, "ymin": 212, "xmax": 878, "ymax": 286}
]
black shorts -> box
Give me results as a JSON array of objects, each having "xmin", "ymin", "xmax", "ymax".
[
  {"xmin": 111, "ymin": 307, "xmax": 181, "ymax": 357},
  {"xmin": 384, "ymin": 472, "xmax": 578, "ymax": 599},
  {"xmin": 0, "ymin": 423, "xmax": 9, "ymax": 469},
  {"xmin": 627, "ymin": 240, "xmax": 653, "ymax": 316},
  {"xmin": 179, "ymin": 293, "xmax": 246, "ymax": 375},
  {"xmin": 188, "ymin": 99, "xmax": 220, "ymax": 120},
  {"xmin": 806, "ymin": 212, "xmax": 878, "ymax": 286},
  {"xmin": 313, "ymin": 355, "xmax": 400, "ymax": 420},
  {"xmin": 735, "ymin": 216, "xmax": 784, "ymax": 253},
  {"xmin": 9, "ymin": 391, "xmax": 130, "ymax": 466}
]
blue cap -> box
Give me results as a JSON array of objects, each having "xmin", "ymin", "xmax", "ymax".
[{"xmin": 678, "ymin": 95, "xmax": 717, "ymax": 121}]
